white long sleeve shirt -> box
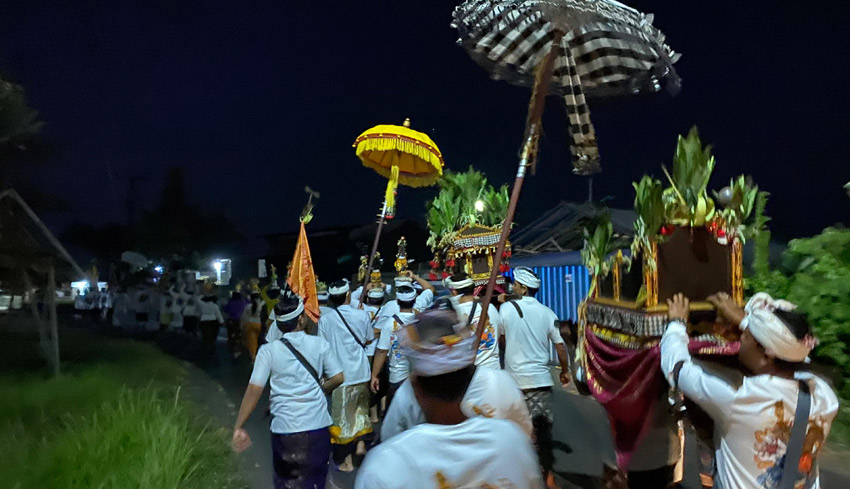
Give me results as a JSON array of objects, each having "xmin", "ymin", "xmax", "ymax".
[{"xmin": 660, "ymin": 321, "xmax": 839, "ymax": 489}]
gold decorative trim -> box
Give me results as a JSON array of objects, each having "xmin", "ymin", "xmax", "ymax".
[
  {"xmin": 612, "ymin": 251, "xmax": 623, "ymax": 302},
  {"xmin": 731, "ymin": 238, "xmax": 744, "ymax": 305},
  {"xmin": 644, "ymin": 241, "xmax": 659, "ymax": 307}
]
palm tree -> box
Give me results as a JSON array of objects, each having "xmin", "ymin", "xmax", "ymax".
[{"xmin": 0, "ymin": 76, "xmax": 43, "ymax": 149}]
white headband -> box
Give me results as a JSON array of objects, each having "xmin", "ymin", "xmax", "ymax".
[
  {"xmin": 367, "ymin": 288, "xmax": 385, "ymax": 299},
  {"xmin": 396, "ymin": 288, "xmax": 416, "ymax": 302},
  {"xmin": 449, "ymin": 278, "xmax": 473, "ymax": 290},
  {"xmin": 513, "ymin": 267, "xmax": 540, "ymax": 289},
  {"xmin": 399, "ymin": 322, "xmax": 477, "ymax": 377},
  {"xmin": 275, "ymin": 299, "xmax": 305, "ymax": 323},
  {"xmin": 316, "ymin": 291, "xmax": 329, "ymax": 300},
  {"xmin": 740, "ymin": 292, "xmax": 814, "ymax": 362},
  {"xmin": 328, "ymin": 281, "xmax": 350, "ymax": 296}
]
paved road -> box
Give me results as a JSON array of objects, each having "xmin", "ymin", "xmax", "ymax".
[{"xmin": 143, "ymin": 326, "xmax": 849, "ymax": 489}]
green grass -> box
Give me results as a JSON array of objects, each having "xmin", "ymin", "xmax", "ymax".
[{"xmin": 0, "ymin": 323, "xmax": 243, "ymax": 489}]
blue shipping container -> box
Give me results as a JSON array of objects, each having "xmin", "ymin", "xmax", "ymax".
[{"xmin": 530, "ymin": 265, "xmax": 592, "ymax": 322}]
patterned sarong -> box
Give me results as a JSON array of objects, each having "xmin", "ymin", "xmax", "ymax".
[
  {"xmin": 271, "ymin": 427, "xmax": 330, "ymax": 489},
  {"xmin": 524, "ymin": 387, "xmax": 554, "ymax": 423},
  {"xmin": 330, "ymin": 382, "xmax": 373, "ymax": 445}
]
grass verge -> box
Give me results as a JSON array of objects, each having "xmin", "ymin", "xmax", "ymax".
[{"xmin": 0, "ymin": 322, "xmax": 243, "ymax": 489}]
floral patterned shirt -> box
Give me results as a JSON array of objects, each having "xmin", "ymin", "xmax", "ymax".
[{"xmin": 661, "ymin": 321, "xmax": 839, "ymax": 489}]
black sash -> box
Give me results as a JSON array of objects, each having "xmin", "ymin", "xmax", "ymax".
[
  {"xmin": 334, "ymin": 308, "xmax": 366, "ymax": 349},
  {"xmin": 780, "ymin": 380, "xmax": 814, "ymax": 489},
  {"xmin": 280, "ymin": 338, "xmax": 322, "ymax": 388}
]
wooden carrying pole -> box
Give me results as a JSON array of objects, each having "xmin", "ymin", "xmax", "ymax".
[
  {"xmin": 358, "ymin": 201, "xmax": 388, "ymax": 307},
  {"xmin": 474, "ymin": 32, "xmax": 563, "ymax": 347}
]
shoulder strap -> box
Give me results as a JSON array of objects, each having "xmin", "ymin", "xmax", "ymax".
[
  {"xmin": 465, "ymin": 301, "xmax": 480, "ymax": 329},
  {"xmin": 281, "ymin": 338, "xmax": 322, "ymax": 388},
  {"xmin": 370, "ymin": 305, "xmax": 383, "ymax": 324},
  {"xmin": 392, "ymin": 314, "xmax": 405, "ymax": 327},
  {"xmin": 334, "ymin": 308, "xmax": 366, "ymax": 349},
  {"xmin": 779, "ymin": 380, "xmax": 813, "ymax": 489},
  {"xmin": 508, "ymin": 300, "xmax": 524, "ymax": 318}
]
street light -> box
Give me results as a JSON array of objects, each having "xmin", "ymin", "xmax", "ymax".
[{"xmin": 213, "ymin": 260, "xmax": 222, "ymax": 284}]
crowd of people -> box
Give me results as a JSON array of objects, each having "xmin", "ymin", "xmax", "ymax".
[{"xmin": 228, "ymin": 265, "xmax": 839, "ymax": 489}]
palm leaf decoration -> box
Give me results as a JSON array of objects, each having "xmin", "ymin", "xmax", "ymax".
[
  {"xmin": 662, "ymin": 126, "xmax": 716, "ymax": 226},
  {"xmin": 631, "ymin": 175, "xmax": 665, "ymax": 269},
  {"xmin": 714, "ymin": 175, "xmax": 759, "ymax": 242},
  {"xmin": 425, "ymin": 167, "xmax": 509, "ymax": 251},
  {"xmin": 581, "ymin": 213, "xmax": 617, "ymax": 280}
]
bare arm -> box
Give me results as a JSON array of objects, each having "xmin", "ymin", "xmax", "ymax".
[
  {"xmin": 409, "ymin": 272, "xmax": 435, "ymax": 293},
  {"xmin": 323, "ymin": 372, "xmax": 344, "ymax": 395},
  {"xmin": 234, "ymin": 384, "xmax": 263, "ymax": 431},
  {"xmin": 555, "ymin": 343, "xmax": 571, "ymax": 387},
  {"xmin": 371, "ymin": 349, "xmax": 388, "ymax": 393},
  {"xmin": 232, "ymin": 383, "xmax": 263, "ymax": 453}
]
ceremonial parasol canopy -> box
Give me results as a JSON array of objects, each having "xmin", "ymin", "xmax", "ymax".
[
  {"xmin": 352, "ymin": 118, "xmax": 445, "ymax": 301},
  {"xmin": 453, "ymin": 0, "xmax": 681, "ymax": 175},
  {"xmin": 354, "ymin": 118, "xmax": 445, "ymax": 212}
]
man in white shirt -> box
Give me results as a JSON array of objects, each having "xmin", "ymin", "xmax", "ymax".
[
  {"xmin": 361, "ymin": 271, "xmax": 435, "ymax": 318},
  {"xmin": 380, "ymin": 361, "xmax": 533, "ymax": 441},
  {"xmin": 370, "ymin": 285, "xmax": 417, "ymax": 408},
  {"xmin": 662, "ymin": 292, "xmax": 839, "ymax": 489},
  {"xmin": 498, "ymin": 267, "xmax": 570, "ymax": 488},
  {"xmin": 446, "ymin": 273, "xmax": 501, "ymax": 369},
  {"xmin": 233, "ymin": 292, "xmax": 344, "ymax": 489},
  {"xmin": 356, "ymin": 308, "xmax": 544, "ymax": 489},
  {"xmin": 361, "ymin": 286, "xmax": 387, "ymax": 423},
  {"xmin": 319, "ymin": 279, "xmax": 374, "ymax": 472}
]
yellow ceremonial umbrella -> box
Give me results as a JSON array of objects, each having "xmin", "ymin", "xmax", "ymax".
[{"xmin": 352, "ymin": 118, "xmax": 444, "ymax": 300}]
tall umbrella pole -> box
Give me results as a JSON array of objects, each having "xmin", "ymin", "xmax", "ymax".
[
  {"xmin": 473, "ymin": 32, "xmax": 563, "ymax": 347},
  {"xmin": 358, "ymin": 201, "xmax": 388, "ymax": 307}
]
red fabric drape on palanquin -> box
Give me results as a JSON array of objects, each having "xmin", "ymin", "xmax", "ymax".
[{"xmin": 584, "ymin": 326, "xmax": 739, "ymax": 469}]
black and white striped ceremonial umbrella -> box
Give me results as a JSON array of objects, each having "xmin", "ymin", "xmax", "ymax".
[{"xmin": 452, "ymin": 0, "xmax": 681, "ymax": 175}]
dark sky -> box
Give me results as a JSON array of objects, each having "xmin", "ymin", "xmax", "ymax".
[{"xmin": 2, "ymin": 1, "xmax": 849, "ymax": 242}]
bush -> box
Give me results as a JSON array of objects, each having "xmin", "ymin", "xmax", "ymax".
[{"xmin": 746, "ymin": 227, "xmax": 850, "ymax": 445}]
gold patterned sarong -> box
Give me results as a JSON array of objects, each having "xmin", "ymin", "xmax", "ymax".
[{"xmin": 329, "ymin": 382, "xmax": 372, "ymax": 445}]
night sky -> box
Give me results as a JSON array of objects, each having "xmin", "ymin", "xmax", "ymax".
[{"xmin": 2, "ymin": 1, "xmax": 849, "ymax": 242}]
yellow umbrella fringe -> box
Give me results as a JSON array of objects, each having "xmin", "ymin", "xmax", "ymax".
[
  {"xmin": 355, "ymin": 139, "xmax": 443, "ymax": 175},
  {"xmin": 385, "ymin": 166, "xmax": 399, "ymax": 210}
]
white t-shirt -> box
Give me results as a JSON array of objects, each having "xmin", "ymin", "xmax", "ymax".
[
  {"xmin": 661, "ymin": 321, "xmax": 839, "ymax": 489},
  {"xmin": 356, "ymin": 416, "xmax": 544, "ymax": 489},
  {"xmin": 453, "ymin": 299, "xmax": 501, "ymax": 369},
  {"xmin": 378, "ymin": 289, "xmax": 435, "ymax": 318},
  {"xmin": 249, "ymin": 331, "xmax": 342, "ymax": 434},
  {"xmin": 498, "ymin": 297, "xmax": 564, "ymax": 389},
  {"xmin": 375, "ymin": 311, "xmax": 415, "ymax": 384},
  {"xmin": 318, "ymin": 304, "xmax": 373, "ymax": 386},
  {"xmin": 381, "ymin": 367, "xmax": 533, "ymax": 441},
  {"xmin": 199, "ymin": 300, "xmax": 224, "ymax": 323}
]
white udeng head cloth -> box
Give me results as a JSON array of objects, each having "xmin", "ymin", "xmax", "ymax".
[
  {"xmin": 275, "ymin": 298, "xmax": 305, "ymax": 323},
  {"xmin": 513, "ymin": 266, "xmax": 541, "ymax": 289},
  {"xmin": 328, "ymin": 280, "xmax": 350, "ymax": 296},
  {"xmin": 367, "ymin": 287, "xmax": 385, "ymax": 299},
  {"xmin": 398, "ymin": 319, "xmax": 477, "ymax": 377},
  {"xmin": 394, "ymin": 276, "xmax": 413, "ymax": 287},
  {"xmin": 447, "ymin": 277, "xmax": 474, "ymax": 291},
  {"xmin": 740, "ymin": 292, "xmax": 815, "ymax": 363},
  {"xmin": 396, "ymin": 287, "xmax": 416, "ymax": 302}
]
